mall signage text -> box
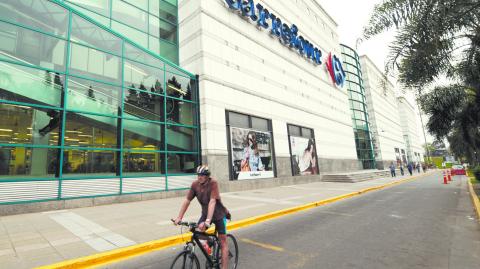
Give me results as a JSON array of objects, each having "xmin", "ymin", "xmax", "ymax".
[{"xmin": 224, "ymin": 0, "xmax": 345, "ymax": 87}]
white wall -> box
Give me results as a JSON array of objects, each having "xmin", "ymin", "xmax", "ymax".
[
  {"xmin": 179, "ymin": 0, "xmax": 358, "ymax": 167},
  {"xmin": 360, "ymin": 56, "xmax": 405, "ymax": 163},
  {"xmin": 397, "ymin": 96, "xmax": 423, "ymax": 163}
]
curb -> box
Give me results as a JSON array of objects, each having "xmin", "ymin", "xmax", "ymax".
[
  {"xmin": 36, "ymin": 172, "xmax": 432, "ymax": 269},
  {"xmin": 467, "ymin": 177, "xmax": 480, "ymax": 223}
]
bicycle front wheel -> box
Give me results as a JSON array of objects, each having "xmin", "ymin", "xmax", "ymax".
[
  {"xmin": 170, "ymin": 250, "xmax": 200, "ymax": 269},
  {"xmin": 219, "ymin": 234, "xmax": 239, "ymax": 269}
]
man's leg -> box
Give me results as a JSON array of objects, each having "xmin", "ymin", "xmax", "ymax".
[{"xmin": 219, "ymin": 234, "xmax": 228, "ymax": 269}]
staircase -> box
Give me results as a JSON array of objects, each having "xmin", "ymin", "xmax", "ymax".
[{"xmin": 322, "ymin": 169, "xmax": 391, "ymax": 183}]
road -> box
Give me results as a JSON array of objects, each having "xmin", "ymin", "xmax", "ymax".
[{"xmin": 101, "ymin": 172, "xmax": 480, "ymax": 269}]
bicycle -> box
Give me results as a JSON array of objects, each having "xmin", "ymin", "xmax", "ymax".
[{"xmin": 170, "ymin": 220, "xmax": 238, "ymax": 269}]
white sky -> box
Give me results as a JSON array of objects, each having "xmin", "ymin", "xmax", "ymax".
[{"xmin": 319, "ymin": 0, "xmax": 435, "ymax": 144}]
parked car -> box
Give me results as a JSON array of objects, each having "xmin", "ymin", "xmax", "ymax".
[{"xmin": 451, "ymin": 164, "xmax": 466, "ymax": 175}]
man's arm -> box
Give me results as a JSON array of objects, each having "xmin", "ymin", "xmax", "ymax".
[{"xmin": 205, "ymin": 198, "xmax": 217, "ymax": 225}]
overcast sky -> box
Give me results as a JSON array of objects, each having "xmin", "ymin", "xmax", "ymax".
[{"xmin": 319, "ymin": 1, "xmax": 434, "ymax": 144}]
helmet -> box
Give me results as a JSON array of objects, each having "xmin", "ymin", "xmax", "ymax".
[{"xmin": 196, "ymin": 165, "xmax": 210, "ymax": 176}]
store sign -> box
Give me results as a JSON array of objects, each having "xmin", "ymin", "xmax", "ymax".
[{"xmin": 224, "ymin": 0, "xmax": 346, "ymax": 87}]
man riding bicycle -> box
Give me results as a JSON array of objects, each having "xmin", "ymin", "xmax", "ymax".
[{"xmin": 173, "ymin": 165, "xmax": 230, "ymax": 269}]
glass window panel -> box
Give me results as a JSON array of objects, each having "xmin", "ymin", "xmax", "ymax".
[
  {"xmin": 123, "ymin": 151, "xmax": 164, "ymax": 174},
  {"xmin": 251, "ymin": 117, "xmax": 268, "ymax": 131},
  {"xmin": 66, "ymin": 3, "xmax": 110, "ymax": 25},
  {"xmin": 123, "ymin": 0, "xmax": 148, "ymax": 11},
  {"xmin": 0, "ymin": 62, "xmax": 64, "ymax": 107},
  {"xmin": 69, "ymin": 43, "xmax": 122, "ymax": 86},
  {"xmin": 123, "ymin": 120, "xmax": 164, "ymax": 151},
  {"xmin": 0, "ymin": 146, "xmax": 57, "ymax": 178},
  {"xmin": 160, "ymin": 40, "xmax": 178, "ymax": 64},
  {"xmin": 112, "ymin": 0, "xmax": 148, "ymax": 32},
  {"xmin": 0, "ymin": 22, "xmax": 66, "ymax": 71},
  {"xmin": 301, "ymin": 127, "xmax": 312, "ymax": 138},
  {"xmin": 288, "ymin": 125, "xmax": 301, "ymax": 136},
  {"xmin": 166, "ymin": 98, "xmax": 195, "ymax": 126},
  {"xmin": 70, "ymin": 14, "xmax": 122, "ymax": 55},
  {"xmin": 124, "ymin": 88, "xmax": 164, "ymax": 122},
  {"xmin": 160, "ymin": 20, "xmax": 177, "ymax": 42},
  {"xmin": 62, "ymin": 149, "xmax": 116, "ymax": 175},
  {"xmin": 124, "ymin": 43, "xmax": 164, "ymax": 68},
  {"xmin": 112, "ymin": 22, "xmax": 148, "ymax": 49},
  {"xmin": 167, "ymin": 153, "xmax": 198, "ymax": 174},
  {"xmin": 0, "ymin": 0, "xmax": 68, "ymax": 37},
  {"xmin": 166, "ymin": 73, "xmax": 191, "ymax": 100},
  {"xmin": 64, "ymin": 112, "xmax": 118, "ymax": 148},
  {"xmin": 159, "ymin": 1, "xmax": 177, "ymax": 24},
  {"xmin": 66, "ymin": 0, "xmax": 110, "ymax": 17},
  {"xmin": 67, "ymin": 77, "xmax": 121, "ymax": 117},
  {"xmin": 229, "ymin": 112, "xmax": 249, "ymax": 128},
  {"xmin": 149, "ymin": 37, "xmax": 160, "ymax": 55},
  {"xmin": 0, "ymin": 104, "xmax": 60, "ymax": 146},
  {"xmin": 167, "ymin": 125, "xmax": 196, "ymax": 152},
  {"xmin": 124, "ymin": 60, "xmax": 164, "ymax": 93}
]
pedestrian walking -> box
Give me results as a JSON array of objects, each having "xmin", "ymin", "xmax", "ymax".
[
  {"xmin": 407, "ymin": 162, "xmax": 413, "ymax": 176},
  {"xmin": 416, "ymin": 162, "xmax": 420, "ymax": 173},
  {"xmin": 400, "ymin": 164, "xmax": 404, "ymax": 176},
  {"xmin": 389, "ymin": 162, "xmax": 396, "ymax": 177}
]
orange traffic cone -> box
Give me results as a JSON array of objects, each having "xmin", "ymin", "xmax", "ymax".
[
  {"xmin": 443, "ymin": 170, "xmax": 448, "ymax": 184},
  {"xmin": 447, "ymin": 169, "xmax": 452, "ymax": 181}
]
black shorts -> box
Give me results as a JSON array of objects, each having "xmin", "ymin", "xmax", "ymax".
[{"xmin": 198, "ymin": 216, "xmax": 227, "ymax": 235}]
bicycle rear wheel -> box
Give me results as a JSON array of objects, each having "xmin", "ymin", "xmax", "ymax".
[
  {"xmin": 170, "ymin": 250, "xmax": 200, "ymax": 269},
  {"xmin": 219, "ymin": 234, "xmax": 239, "ymax": 269}
]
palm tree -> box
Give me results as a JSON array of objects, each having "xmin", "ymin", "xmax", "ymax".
[{"xmin": 364, "ymin": 0, "xmax": 480, "ymax": 164}]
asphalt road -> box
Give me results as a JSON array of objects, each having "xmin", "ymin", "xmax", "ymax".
[{"xmin": 102, "ymin": 172, "xmax": 480, "ymax": 269}]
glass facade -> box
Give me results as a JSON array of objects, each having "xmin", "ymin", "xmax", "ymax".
[
  {"xmin": 62, "ymin": 0, "xmax": 179, "ymax": 64},
  {"xmin": 0, "ymin": 0, "xmax": 199, "ymax": 204},
  {"xmin": 340, "ymin": 45, "xmax": 376, "ymax": 169}
]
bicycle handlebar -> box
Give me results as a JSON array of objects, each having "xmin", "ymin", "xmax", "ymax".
[{"xmin": 171, "ymin": 219, "xmax": 211, "ymax": 229}]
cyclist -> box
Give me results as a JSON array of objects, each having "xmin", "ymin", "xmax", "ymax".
[{"xmin": 173, "ymin": 165, "xmax": 230, "ymax": 269}]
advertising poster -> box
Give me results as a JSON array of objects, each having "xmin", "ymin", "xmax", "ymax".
[
  {"xmin": 289, "ymin": 136, "xmax": 318, "ymax": 176},
  {"xmin": 230, "ymin": 127, "xmax": 274, "ymax": 180}
]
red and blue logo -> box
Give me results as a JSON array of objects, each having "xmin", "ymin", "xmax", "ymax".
[{"xmin": 325, "ymin": 53, "xmax": 346, "ymax": 87}]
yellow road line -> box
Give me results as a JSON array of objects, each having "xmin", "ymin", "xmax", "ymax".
[
  {"xmin": 36, "ymin": 172, "xmax": 433, "ymax": 269},
  {"xmin": 240, "ymin": 238, "xmax": 284, "ymax": 252},
  {"xmin": 467, "ymin": 177, "xmax": 480, "ymax": 223}
]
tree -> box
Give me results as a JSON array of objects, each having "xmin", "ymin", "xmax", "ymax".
[
  {"xmin": 126, "ymin": 84, "xmax": 139, "ymax": 106},
  {"xmin": 364, "ymin": 0, "xmax": 480, "ymax": 162},
  {"xmin": 138, "ymin": 83, "xmax": 150, "ymax": 108}
]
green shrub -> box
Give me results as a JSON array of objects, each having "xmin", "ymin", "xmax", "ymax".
[{"xmin": 474, "ymin": 166, "xmax": 480, "ymax": 181}]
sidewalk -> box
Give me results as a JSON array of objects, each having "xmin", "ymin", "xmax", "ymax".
[{"xmin": 0, "ymin": 172, "xmax": 429, "ymax": 268}]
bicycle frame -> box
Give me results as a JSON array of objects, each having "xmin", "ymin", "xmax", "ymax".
[{"xmin": 190, "ymin": 230, "xmax": 219, "ymax": 267}]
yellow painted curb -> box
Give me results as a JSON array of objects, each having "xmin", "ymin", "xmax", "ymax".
[
  {"xmin": 36, "ymin": 172, "xmax": 433, "ymax": 269},
  {"xmin": 467, "ymin": 177, "xmax": 480, "ymax": 223}
]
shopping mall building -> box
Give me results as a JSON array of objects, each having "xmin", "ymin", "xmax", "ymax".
[{"xmin": 0, "ymin": 0, "xmax": 423, "ymax": 210}]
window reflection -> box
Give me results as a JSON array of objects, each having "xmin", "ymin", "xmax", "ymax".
[
  {"xmin": 166, "ymin": 98, "xmax": 195, "ymax": 126},
  {"xmin": 167, "ymin": 154, "xmax": 197, "ymax": 174},
  {"xmin": 65, "ymin": 113, "xmax": 117, "ymax": 148},
  {"xmin": 62, "ymin": 149, "xmax": 116, "ymax": 175},
  {"xmin": 0, "ymin": 62, "xmax": 64, "ymax": 107},
  {"xmin": 67, "ymin": 77, "xmax": 121, "ymax": 117},
  {"xmin": 0, "ymin": 146, "xmax": 57, "ymax": 178},
  {"xmin": 0, "ymin": 104, "xmax": 60, "ymax": 146},
  {"xmin": 0, "ymin": 21, "xmax": 66, "ymax": 71},
  {"xmin": 123, "ymin": 120, "xmax": 164, "ymax": 151},
  {"xmin": 167, "ymin": 125, "xmax": 196, "ymax": 152},
  {"xmin": 124, "ymin": 88, "xmax": 164, "ymax": 122},
  {"xmin": 123, "ymin": 151, "xmax": 164, "ymax": 174},
  {"xmin": 69, "ymin": 43, "xmax": 122, "ymax": 86}
]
